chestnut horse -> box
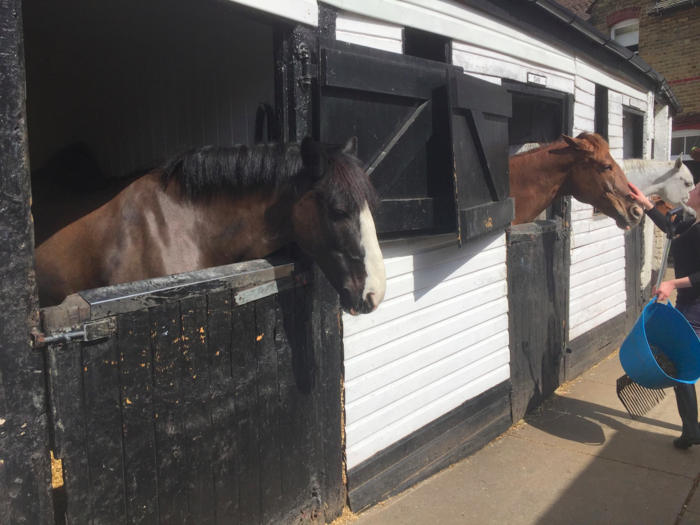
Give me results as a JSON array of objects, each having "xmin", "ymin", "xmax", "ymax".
[
  {"xmin": 35, "ymin": 137, "xmax": 387, "ymax": 315},
  {"xmin": 510, "ymin": 133, "xmax": 643, "ymax": 228}
]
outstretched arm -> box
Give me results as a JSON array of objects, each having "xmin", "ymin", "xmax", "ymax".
[
  {"xmin": 628, "ymin": 182, "xmax": 696, "ymax": 234},
  {"xmin": 628, "ymin": 182, "xmax": 667, "ymax": 231}
]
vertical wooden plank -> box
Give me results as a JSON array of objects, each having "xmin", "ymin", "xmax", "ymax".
[
  {"xmin": 277, "ymin": 279, "xmax": 322, "ymax": 519},
  {"xmin": 314, "ymin": 271, "xmax": 346, "ymax": 524},
  {"xmin": 231, "ymin": 302, "xmax": 261, "ymax": 525},
  {"xmin": 255, "ymin": 295, "xmax": 283, "ymax": 524},
  {"xmin": 0, "ymin": 0, "xmax": 54, "ymax": 519},
  {"xmin": 151, "ymin": 302, "xmax": 188, "ymax": 525},
  {"xmin": 180, "ymin": 295, "xmax": 216, "ymax": 525},
  {"xmin": 208, "ymin": 291, "xmax": 240, "ymax": 524},
  {"xmin": 119, "ymin": 310, "xmax": 159, "ymax": 525},
  {"xmin": 82, "ymin": 335, "xmax": 129, "ymax": 524},
  {"xmin": 48, "ymin": 342, "xmax": 93, "ymax": 524}
]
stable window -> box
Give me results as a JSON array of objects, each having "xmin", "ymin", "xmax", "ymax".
[
  {"xmin": 504, "ymin": 81, "xmax": 572, "ymax": 156},
  {"xmin": 403, "ymin": 27, "xmax": 450, "ymax": 63},
  {"xmin": 623, "ymin": 107, "xmax": 644, "ymax": 159},
  {"xmin": 320, "ymin": 38, "xmax": 513, "ymax": 243},
  {"xmin": 595, "ymin": 85, "xmax": 609, "ymax": 141},
  {"xmin": 611, "ymin": 19, "xmax": 639, "ymax": 53},
  {"xmin": 504, "ymin": 81, "xmax": 573, "ymax": 221}
]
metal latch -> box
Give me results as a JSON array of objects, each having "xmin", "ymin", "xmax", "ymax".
[
  {"xmin": 31, "ymin": 318, "xmax": 115, "ymax": 347},
  {"xmin": 297, "ymin": 42, "xmax": 317, "ymax": 92}
]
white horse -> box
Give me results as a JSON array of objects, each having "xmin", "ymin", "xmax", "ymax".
[{"xmin": 623, "ymin": 157, "xmax": 696, "ymax": 218}]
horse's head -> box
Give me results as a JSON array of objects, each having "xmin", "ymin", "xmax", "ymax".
[
  {"xmin": 561, "ymin": 133, "xmax": 643, "ymax": 229},
  {"xmin": 666, "ymin": 157, "xmax": 696, "ymax": 218},
  {"xmin": 291, "ymin": 137, "xmax": 386, "ymax": 315}
]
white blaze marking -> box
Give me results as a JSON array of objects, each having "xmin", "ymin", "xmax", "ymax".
[{"xmin": 359, "ymin": 204, "xmax": 386, "ymax": 310}]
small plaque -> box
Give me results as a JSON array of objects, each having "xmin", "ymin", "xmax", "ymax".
[
  {"xmin": 527, "ymin": 72, "xmax": 547, "ymax": 87},
  {"xmin": 629, "ymin": 98, "xmax": 644, "ymax": 110}
]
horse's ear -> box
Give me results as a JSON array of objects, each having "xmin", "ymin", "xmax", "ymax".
[
  {"xmin": 562, "ymin": 135, "xmax": 594, "ymax": 152},
  {"xmin": 301, "ymin": 137, "xmax": 325, "ymax": 176},
  {"xmin": 342, "ymin": 137, "xmax": 358, "ymax": 157},
  {"xmin": 674, "ymin": 156, "xmax": 684, "ymax": 171}
]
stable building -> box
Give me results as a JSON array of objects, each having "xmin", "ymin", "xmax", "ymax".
[{"xmin": 0, "ymin": 0, "xmax": 680, "ymax": 523}]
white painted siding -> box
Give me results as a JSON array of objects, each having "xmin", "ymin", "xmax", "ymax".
[
  {"xmin": 324, "ymin": 0, "xmax": 651, "ymax": 100},
  {"xmin": 572, "ymin": 76, "xmax": 595, "ymax": 135},
  {"xmin": 336, "ymin": 12, "xmax": 511, "ymax": 471},
  {"xmin": 227, "ymin": 0, "xmax": 317, "ymax": 26},
  {"xmin": 343, "ymin": 234, "xmax": 510, "ymax": 469},
  {"xmin": 336, "ymin": 11, "xmax": 403, "ymax": 53},
  {"xmin": 325, "ymin": 0, "xmax": 575, "ymax": 74},
  {"xmin": 451, "ymin": 41, "xmax": 574, "ymax": 94},
  {"xmin": 568, "ymin": 84, "xmax": 628, "ymax": 340}
]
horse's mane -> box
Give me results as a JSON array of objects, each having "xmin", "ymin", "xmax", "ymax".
[
  {"xmin": 160, "ymin": 142, "xmax": 378, "ymax": 211},
  {"xmin": 510, "ymin": 133, "xmax": 609, "ymax": 158},
  {"xmin": 510, "ymin": 141, "xmax": 557, "ymax": 157},
  {"xmin": 623, "ymin": 158, "xmax": 676, "ymax": 173}
]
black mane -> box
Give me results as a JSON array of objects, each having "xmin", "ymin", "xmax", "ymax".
[{"xmin": 160, "ymin": 141, "xmax": 378, "ymax": 211}]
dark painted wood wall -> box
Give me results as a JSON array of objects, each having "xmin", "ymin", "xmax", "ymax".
[
  {"xmin": 507, "ymin": 220, "xmax": 568, "ymax": 422},
  {"xmin": 0, "ymin": 0, "xmax": 54, "ymax": 522},
  {"xmin": 45, "ymin": 267, "xmax": 341, "ymax": 525}
]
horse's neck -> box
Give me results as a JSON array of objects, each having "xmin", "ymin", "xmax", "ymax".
[
  {"xmin": 510, "ymin": 146, "xmax": 570, "ymax": 224},
  {"xmin": 158, "ymin": 181, "xmax": 292, "ymax": 266},
  {"xmin": 623, "ymin": 160, "xmax": 673, "ymax": 187}
]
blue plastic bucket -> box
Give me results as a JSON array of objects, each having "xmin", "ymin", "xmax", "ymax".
[{"xmin": 619, "ymin": 300, "xmax": 700, "ymax": 389}]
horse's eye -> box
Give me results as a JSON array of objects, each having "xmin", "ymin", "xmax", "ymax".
[
  {"xmin": 330, "ymin": 208, "xmax": 349, "ymax": 220},
  {"xmin": 603, "ymin": 164, "xmax": 613, "ymax": 171}
]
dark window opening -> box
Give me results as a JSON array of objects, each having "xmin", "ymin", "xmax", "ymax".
[
  {"xmin": 623, "ymin": 108, "xmax": 644, "ymax": 159},
  {"xmin": 403, "ymin": 27, "xmax": 450, "ymax": 63},
  {"xmin": 503, "ymin": 81, "xmax": 571, "ymax": 155},
  {"xmin": 595, "ymin": 85, "xmax": 609, "ymax": 142},
  {"xmin": 508, "ymin": 95, "xmax": 563, "ymax": 148},
  {"xmin": 504, "ymin": 81, "xmax": 573, "ymax": 221}
]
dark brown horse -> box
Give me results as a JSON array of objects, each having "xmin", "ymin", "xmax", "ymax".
[
  {"xmin": 510, "ymin": 133, "xmax": 643, "ymax": 228},
  {"xmin": 34, "ymin": 137, "xmax": 387, "ymax": 315}
]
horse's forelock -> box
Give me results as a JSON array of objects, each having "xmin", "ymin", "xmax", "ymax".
[
  {"xmin": 577, "ymin": 132, "xmax": 610, "ymax": 153},
  {"xmin": 323, "ymin": 153, "xmax": 379, "ymax": 212}
]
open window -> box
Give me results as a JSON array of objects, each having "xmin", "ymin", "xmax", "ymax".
[
  {"xmin": 503, "ymin": 81, "xmax": 573, "ymax": 221},
  {"xmin": 611, "ymin": 19, "xmax": 639, "ymax": 54},
  {"xmin": 595, "ymin": 85, "xmax": 609, "ymax": 142},
  {"xmin": 504, "ymin": 81, "xmax": 573, "ymax": 156},
  {"xmin": 26, "ymin": 0, "xmax": 278, "ymax": 249},
  {"xmin": 623, "ymin": 107, "xmax": 644, "ymax": 159}
]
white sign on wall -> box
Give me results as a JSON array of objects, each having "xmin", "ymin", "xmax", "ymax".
[{"xmin": 527, "ymin": 72, "xmax": 547, "ymax": 87}]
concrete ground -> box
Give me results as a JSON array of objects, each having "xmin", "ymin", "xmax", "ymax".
[{"xmin": 349, "ymin": 352, "xmax": 700, "ymax": 525}]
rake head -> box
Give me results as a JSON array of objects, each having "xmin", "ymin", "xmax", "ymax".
[{"xmin": 616, "ymin": 374, "xmax": 667, "ymax": 420}]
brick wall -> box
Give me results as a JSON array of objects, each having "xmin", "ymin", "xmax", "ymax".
[{"xmin": 588, "ymin": 1, "xmax": 700, "ymax": 116}]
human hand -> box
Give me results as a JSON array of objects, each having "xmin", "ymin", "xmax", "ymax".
[
  {"xmin": 628, "ymin": 182, "xmax": 653, "ymax": 210},
  {"xmin": 653, "ymin": 281, "xmax": 676, "ymax": 302}
]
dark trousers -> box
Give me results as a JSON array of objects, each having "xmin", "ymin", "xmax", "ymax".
[{"xmin": 673, "ymin": 303, "xmax": 700, "ymax": 447}]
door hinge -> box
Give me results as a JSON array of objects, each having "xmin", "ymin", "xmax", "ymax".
[
  {"xmin": 31, "ymin": 318, "xmax": 116, "ymax": 348},
  {"xmin": 297, "ymin": 42, "xmax": 317, "ymax": 92}
]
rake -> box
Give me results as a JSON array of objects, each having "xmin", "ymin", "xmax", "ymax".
[{"xmin": 616, "ymin": 374, "xmax": 666, "ymax": 420}]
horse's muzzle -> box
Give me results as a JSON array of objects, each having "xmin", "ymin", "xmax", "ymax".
[
  {"xmin": 630, "ymin": 205, "xmax": 643, "ymax": 221},
  {"xmin": 341, "ymin": 287, "xmax": 375, "ymax": 316}
]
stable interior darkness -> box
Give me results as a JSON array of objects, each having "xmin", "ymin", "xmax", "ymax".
[{"xmin": 23, "ymin": 0, "xmax": 275, "ymax": 184}]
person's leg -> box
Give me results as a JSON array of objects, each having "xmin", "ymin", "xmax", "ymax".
[
  {"xmin": 673, "ymin": 304, "xmax": 700, "ymax": 449},
  {"xmin": 673, "ymin": 384, "xmax": 700, "ymax": 449}
]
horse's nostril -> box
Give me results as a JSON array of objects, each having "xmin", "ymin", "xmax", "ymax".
[
  {"xmin": 366, "ymin": 293, "xmax": 375, "ymax": 310},
  {"xmin": 630, "ymin": 205, "xmax": 643, "ymax": 220}
]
